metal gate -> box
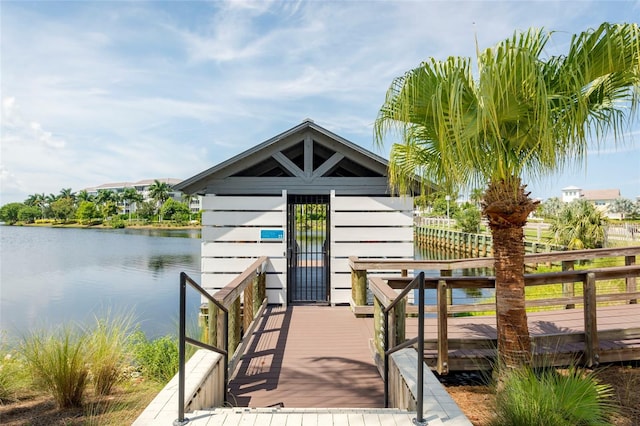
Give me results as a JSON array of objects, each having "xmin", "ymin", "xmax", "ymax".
[{"xmin": 287, "ymin": 195, "xmax": 330, "ymax": 304}]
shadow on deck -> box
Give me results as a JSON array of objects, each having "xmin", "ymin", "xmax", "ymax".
[{"xmin": 228, "ymin": 305, "xmax": 383, "ymax": 408}]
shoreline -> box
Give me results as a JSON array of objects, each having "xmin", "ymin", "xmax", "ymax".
[{"xmin": 3, "ymin": 222, "xmax": 202, "ymax": 230}]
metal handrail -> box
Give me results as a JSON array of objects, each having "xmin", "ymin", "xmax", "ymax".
[
  {"xmin": 175, "ymin": 272, "xmax": 229, "ymax": 426},
  {"xmin": 383, "ymin": 271, "xmax": 426, "ymax": 425}
]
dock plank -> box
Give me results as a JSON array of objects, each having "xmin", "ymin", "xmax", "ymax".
[{"xmin": 229, "ymin": 306, "xmax": 382, "ymax": 408}]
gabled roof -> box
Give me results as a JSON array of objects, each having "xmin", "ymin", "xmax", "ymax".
[
  {"xmin": 175, "ymin": 120, "xmax": 406, "ymax": 196},
  {"xmin": 582, "ymin": 189, "xmax": 620, "ymax": 201}
]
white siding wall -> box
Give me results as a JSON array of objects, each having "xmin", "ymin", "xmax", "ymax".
[
  {"xmin": 329, "ymin": 193, "xmax": 414, "ymax": 304},
  {"xmin": 201, "ymin": 193, "xmax": 287, "ymax": 304},
  {"xmin": 201, "ymin": 193, "xmax": 414, "ymax": 306}
]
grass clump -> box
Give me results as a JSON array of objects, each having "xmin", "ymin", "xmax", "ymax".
[
  {"xmin": 88, "ymin": 311, "xmax": 136, "ymax": 396},
  {"xmin": 21, "ymin": 325, "xmax": 90, "ymax": 408},
  {"xmin": 0, "ymin": 346, "xmax": 30, "ymax": 403},
  {"xmin": 131, "ymin": 331, "xmax": 179, "ymax": 383},
  {"xmin": 491, "ymin": 366, "xmax": 616, "ymax": 426}
]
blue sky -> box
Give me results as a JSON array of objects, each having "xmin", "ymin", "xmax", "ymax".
[{"xmin": 1, "ymin": 0, "xmax": 639, "ymax": 204}]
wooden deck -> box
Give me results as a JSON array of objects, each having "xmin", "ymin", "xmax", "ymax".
[
  {"xmin": 228, "ymin": 306, "xmax": 382, "ymax": 408},
  {"xmin": 407, "ymin": 304, "xmax": 640, "ymax": 370},
  {"xmin": 226, "ymin": 302, "xmax": 639, "ymax": 413}
]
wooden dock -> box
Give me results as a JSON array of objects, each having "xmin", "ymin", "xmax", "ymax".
[
  {"xmin": 408, "ymin": 304, "xmax": 640, "ymax": 371},
  {"xmin": 228, "ymin": 306, "xmax": 382, "ymax": 408}
]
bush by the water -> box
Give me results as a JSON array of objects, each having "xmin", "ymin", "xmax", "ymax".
[{"xmin": 131, "ymin": 331, "xmax": 179, "ymax": 383}]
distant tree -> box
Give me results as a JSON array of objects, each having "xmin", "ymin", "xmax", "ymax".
[
  {"xmin": 76, "ymin": 201, "xmax": 100, "ymax": 224},
  {"xmin": 160, "ymin": 199, "xmax": 191, "ymax": 224},
  {"xmin": 148, "ymin": 180, "xmax": 172, "ymax": 221},
  {"xmin": 59, "ymin": 188, "xmax": 76, "ymax": 202},
  {"xmin": 550, "ymin": 199, "xmax": 607, "ymax": 249},
  {"xmin": 430, "ymin": 193, "xmax": 459, "ymax": 218},
  {"xmin": 632, "ymin": 201, "xmax": 640, "ymax": 220},
  {"xmin": 101, "ymin": 201, "xmax": 119, "ymax": 219},
  {"xmin": 455, "ymin": 203, "xmax": 482, "ymax": 233},
  {"xmin": 540, "ymin": 197, "xmax": 564, "ymax": 219},
  {"xmin": 95, "ymin": 189, "xmax": 117, "ymax": 206},
  {"xmin": 609, "ymin": 197, "xmax": 635, "ymax": 220},
  {"xmin": 0, "ymin": 202, "xmax": 25, "ymax": 224},
  {"xmin": 18, "ymin": 205, "xmax": 41, "ymax": 223},
  {"xmin": 469, "ymin": 188, "xmax": 484, "ymax": 209},
  {"xmin": 121, "ymin": 187, "xmax": 143, "ymax": 221},
  {"xmin": 25, "ymin": 193, "xmax": 46, "ymax": 218},
  {"xmin": 76, "ymin": 190, "xmax": 94, "ymax": 204},
  {"xmin": 50, "ymin": 197, "xmax": 76, "ymax": 222},
  {"xmin": 136, "ymin": 201, "xmax": 156, "ymax": 221}
]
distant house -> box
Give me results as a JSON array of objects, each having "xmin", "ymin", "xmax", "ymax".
[{"xmin": 561, "ymin": 186, "xmax": 621, "ymax": 217}]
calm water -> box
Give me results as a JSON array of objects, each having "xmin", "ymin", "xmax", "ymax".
[
  {"xmin": 0, "ymin": 227, "xmax": 491, "ymax": 338},
  {"xmin": 0, "ymin": 226, "xmax": 202, "ymax": 338}
]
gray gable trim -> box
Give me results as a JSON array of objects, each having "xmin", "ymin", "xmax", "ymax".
[{"xmin": 175, "ymin": 120, "xmax": 392, "ymax": 195}]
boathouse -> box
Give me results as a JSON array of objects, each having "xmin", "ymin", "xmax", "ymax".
[{"xmin": 175, "ymin": 119, "xmax": 414, "ymax": 305}]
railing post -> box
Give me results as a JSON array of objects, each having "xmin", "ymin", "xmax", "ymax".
[
  {"xmin": 416, "ymin": 272, "xmax": 425, "ymax": 426},
  {"xmin": 174, "ymin": 273, "xmax": 188, "ymax": 425},
  {"xmin": 436, "ymin": 279, "xmax": 449, "ymax": 375},
  {"xmin": 244, "ymin": 281, "xmax": 254, "ymax": 332},
  {"xmin": 626, "ymin": 255, "xmax": 637, "ymax": 304},
  {"xmin": 352, "ymin": 268, "xmax": 367, "ymax": 307},
  {"xmin": 583, "ymin": 272, "xmax": 599, "ymax": 368},
  {"xmin": 374, "ymin": 297, "xmax": 384, "ymax": 358},
  {"xmin": 393, "ymin": 296, "xmax": 406, "ymax": 349},
  {"xmin": 228, "ymin": 298, "xmax": 241, "ymax": 356},
  {"xmin": 562, "ymin": 260, "xmax": 575, "ymax": 309},
  {"xmin": 383, "ymin": 302, "xmax": 390, "ymax": 408}
]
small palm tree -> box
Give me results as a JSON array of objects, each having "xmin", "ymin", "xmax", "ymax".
[
  {"xmin": 148, "ymin": 180, "xmax": 172, "ymax": 222},
  {"xmin": 375, "ymin": 22, "xmax": 640, "ymax": 369},
  {"xmin": 76, "ymin": 190, "xmax": 94, "ymax": 204},
  {"xmin": 120, "ymin": 187, "xmax": 143, "ymax": 222},
  {"xmin": 551, "ymin": 199, "xmax": 607, "ymax": 249}
]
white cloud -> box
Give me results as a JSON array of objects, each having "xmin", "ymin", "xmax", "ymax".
[{"xmin": 1, "ymin": 0, "xmax": 639, "ymax": 203}]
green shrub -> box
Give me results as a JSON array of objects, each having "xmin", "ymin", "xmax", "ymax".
[
  {"xmin": 491, "ymin": 366, "xmax": 616, "ymax": 426},
  {"xmin": 88, "ymin": 312, "xmax": 136, "ymax": 396},
  {"xmin": 0, "ymin": 347, "xmax": 29, "ymax": 403},
  {"xmin": 21, "ymin": 326, "xmax": 90, "ymax": 408},
  {"xmin": 131, "ymin": 331, "xmax": 179, "ymax": 383}
]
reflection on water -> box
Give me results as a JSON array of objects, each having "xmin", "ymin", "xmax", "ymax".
[
  {"xmin": 0, "ymin": 226, "xmax": 202, "ymax": 338},
  {"xmin": 414, "ymin": 245, "xmax": 495, "ymax": 306}
]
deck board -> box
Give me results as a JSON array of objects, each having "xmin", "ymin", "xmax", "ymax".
[{"xmin": 229, "ymin": 306, "xmax": 381, "ymax": 408}]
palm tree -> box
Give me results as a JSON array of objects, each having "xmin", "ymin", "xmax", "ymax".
[
  {"xmin": 24, "ymin": 193, "xmax": 45, "ymax": 220},
  {"xmin": 550, "ymin": 199, "xmax": 607, "ymax": 249},
  {"xmin": 148, "ymin": 180, "xmax": 171, "ymax": 222},
  {"xmin": 77, "ymin": 190, "xmax": 94, "ymax": 204},
  {"xmin": 375, "ymin": 23, "xmax": 640, "ymax": 369},
  {"xmin": 59, "ymin": 188, "xmax": 76, "ymax": 202},
  {"xmin": 121, "ymin": 187, "xmax": 143, "ymax": 222}
]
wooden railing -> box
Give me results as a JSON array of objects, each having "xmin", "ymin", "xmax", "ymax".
[
  {"xmin": 352, "ymin": 247, "xmax": 640, "ymax": 374},
  {"xmin": 205, "ymin": 256, "xmax": 268, "ymax": 377},
  {"xmin": 175, "ymin": 257, "xmax": 268, "ymax": 424}
]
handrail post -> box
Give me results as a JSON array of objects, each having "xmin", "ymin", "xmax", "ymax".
[
  {"xmin": 224, "ymin": 309, "xmax": 229, "ymax": 405},
  {"xmin": 383, "ymin": 307, "xmax": 390, "ymax": 408},
  {"xmin": 436, "ymin": 280, "xmax": 449, "ymax": 375},
  {"xmin": 174, "ymin": 273, "xmax": 189, "ymax": 426},
  {"xmin": 626, "ymin": 255, "xmax": 637, "ymax": 304},
  {"xmin": 416, "ymin": 271, "xmax": 425, "ymax": 426},
  {"xmin": 583, "ymin": 272, "xmax": 599, "ymax": 368}
]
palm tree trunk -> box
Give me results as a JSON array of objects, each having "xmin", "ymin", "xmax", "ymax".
[
  {"xmin": 484, "ymin": 177, "xmax": 537, "ymax": 370},
  {"xmin": 491, "ymin": 224, "xmax": 532, "ymax": 369}
]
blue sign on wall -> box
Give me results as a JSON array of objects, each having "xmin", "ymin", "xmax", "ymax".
[{"xmin": 260, "ymin": 229, "xmax": 284, "ymax": 241}]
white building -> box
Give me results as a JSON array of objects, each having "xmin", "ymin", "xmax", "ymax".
[
  {"xmin": 561, "ymin": 185, "xmax": 621, "ymax": 217},
  {"xmin": 84, "ymin": 178, "xmax": 202, "ymax": 213}
]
